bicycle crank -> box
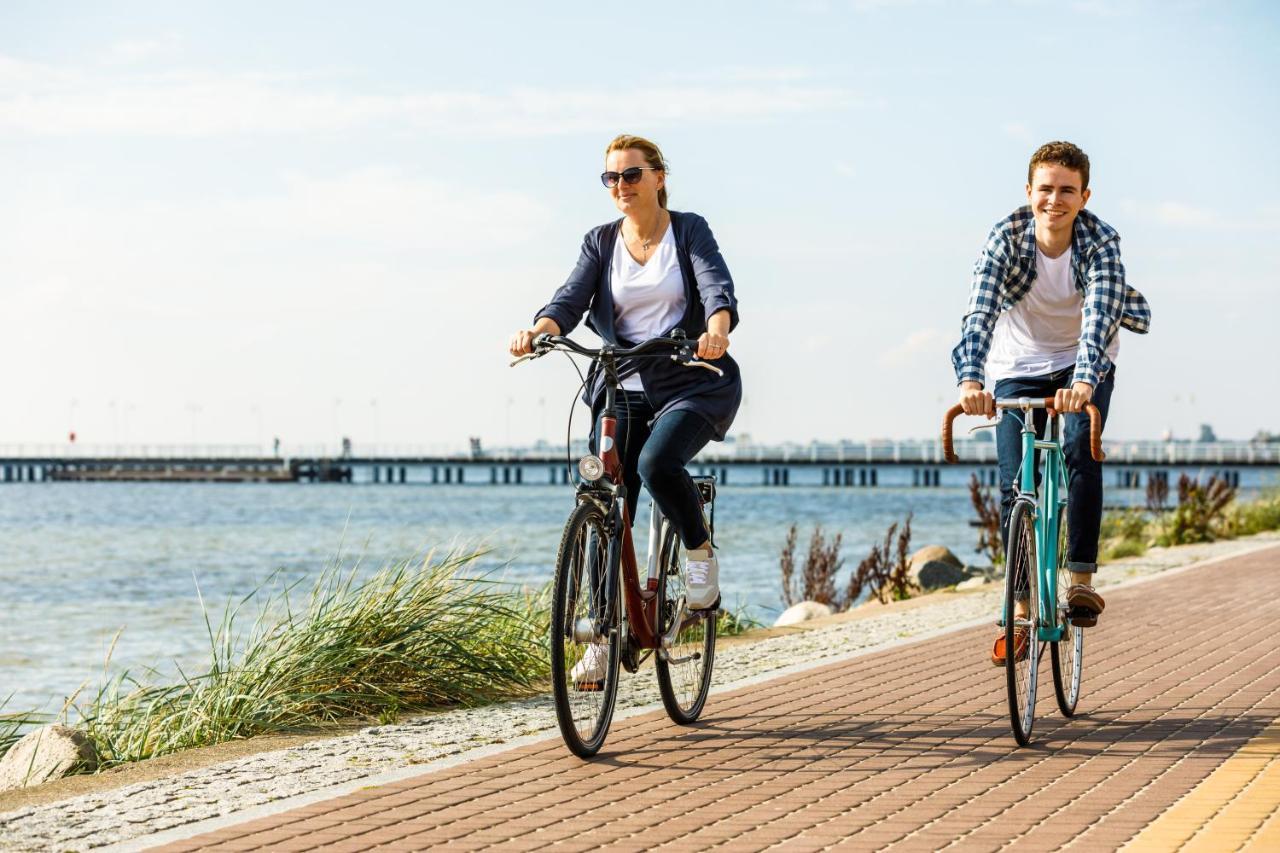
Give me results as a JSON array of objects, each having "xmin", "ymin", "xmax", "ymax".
[{"xmin": 658, "ymin": 649, "xmax": 702, "ymax": 665}]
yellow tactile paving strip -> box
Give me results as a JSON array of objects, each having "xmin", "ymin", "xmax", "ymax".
[{"xmin": 1126, "ymin": 718, "xmax": 1280, "ymax": 851}]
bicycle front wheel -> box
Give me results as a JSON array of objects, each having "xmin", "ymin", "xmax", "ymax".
[
  {"xmin": 1051, "ymin": 516, "xmax": 1084, "ymax": 717},
  {"xmin": 550, "ymin": 500, "xmax": 621, "ymax": 758},
  {"xmin": 1004, "ymin": 500, "xmax": 1040, "ymax": 746},
  {"xmin": 655, "ymin": 524, "xmax": 716, "ymax": 724}
]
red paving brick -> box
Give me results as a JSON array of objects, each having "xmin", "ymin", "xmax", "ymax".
[{"xmin": 148, "ymin": 545, "xmax": 1280, "ymax": 851}]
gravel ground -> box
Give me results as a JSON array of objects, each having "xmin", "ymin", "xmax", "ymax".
[{"xmin": 2, "ymin": 533, "xmax": 1276, "ymax": 852}]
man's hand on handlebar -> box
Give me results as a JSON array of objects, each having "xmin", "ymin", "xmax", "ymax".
[
  {"xmin": 1053, "ymin": 381, "xmax": 1094, "ymax": 415},
  {"xmin": 958, "ymin": 381, "xmax": 995, "ymax": 418}
]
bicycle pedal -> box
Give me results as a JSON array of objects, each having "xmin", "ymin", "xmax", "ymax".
[
  {"xmin": 1068, "ymin": 605, "xmax": 1098, "ymax": 628},
  {"xmin": 573, "ymin": 681, "xmax": 604, "ymax": 692}
]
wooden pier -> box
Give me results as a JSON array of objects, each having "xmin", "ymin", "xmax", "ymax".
[{"xmin": 0, "ymin": 439, "xmax": 1275, "ymax": 489}]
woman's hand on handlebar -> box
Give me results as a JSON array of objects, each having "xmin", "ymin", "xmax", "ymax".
[
  {"xmin": 958, "ymin": 380, "xmax": 994, "ymax": 418},
  {"xmin": 696, "ymin": 331, "xmax": 729, "ymax": 360},
  {"xmin": 508, "ymin": 319, "xmax": 561, "ymax": 357},
  {"xmin": 1053, "ymin": 381, "xmax": 1094, "ymax": 414},
  {"xmin": 697, "ymin": 309, "xmax": 732, "ymax": 360}
]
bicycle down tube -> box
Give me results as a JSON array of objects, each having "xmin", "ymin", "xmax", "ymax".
[{"xmin": 596, "ymin": 377, "xmax": 661, "ymax": 651}]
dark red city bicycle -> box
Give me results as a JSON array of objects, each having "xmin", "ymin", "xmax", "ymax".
[{"xmin": 512, "ymin": 332, "xmax": 722, "ymax": 757}]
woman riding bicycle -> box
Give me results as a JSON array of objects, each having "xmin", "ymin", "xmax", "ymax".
[{"xmin": 508, "ymin": 133, "xmax": 742, "ymax": 636}]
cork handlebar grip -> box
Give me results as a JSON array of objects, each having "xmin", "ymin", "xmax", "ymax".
[
  {"xmin": 942, "ymin": 398, "xmax": 1105, "ymax": 463},
  {"xmin": 942, "ymin": 404, "xmax": 965, "ymax": 463},
  {"xmin": 1084, "ymin": 402, "xmax": 1106, "ymax": 462}
]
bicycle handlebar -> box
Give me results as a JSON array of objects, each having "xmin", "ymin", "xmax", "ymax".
[
  {"xmin": 510, "ymin": 334, "xmax": 725, "ymax": 376},
  {"xmin": 942, "ymin": 397, "xmax": 1105, "ymax": 464}
]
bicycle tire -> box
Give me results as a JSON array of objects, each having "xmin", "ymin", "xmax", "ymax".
[
  {"xmin": 1051, "ymin": 515, "xmax": 1084, "ymax": 717},
  {"xmin": 550, "ymin": 500, "xmax": 621, "ymax": 758},
  {"xmin": 654, "ymin": 523, "xmax": 716, "ymax": 724},
  {"xmin": 1005, "ymin": 500, "xmax": 1040, "ymax": 746}
]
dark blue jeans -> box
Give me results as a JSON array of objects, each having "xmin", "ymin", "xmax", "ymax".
[
  {"xmin": 591, "ymin": 390, "xmax": 716, "ymax": 549},
  {"xmin": 994, "ymin": 366, "xmax": 1116, "ymax": 572}
]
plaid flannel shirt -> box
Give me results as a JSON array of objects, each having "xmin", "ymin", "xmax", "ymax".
[{"xmin": 952, "ymin": 206, "xmax": 1151, "ymax": 388}]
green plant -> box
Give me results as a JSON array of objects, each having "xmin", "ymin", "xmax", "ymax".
[
  {"xmin": 1227, "ymin": 490, "xmax": 1280, "ymax": 536},
  {"xmin": 716, "ymin": 601, "xmax": 763, "ymax": 637},
  {"xmin": 0, "ymin": 701, "xmax": 48, "ymax": 761},
  {"xmin": 1100, "ymin": 508, "xmax": 1152, "ymax": 560},
  {"xmin": 75, "ymin": 549, "xmax": 547, "ymax": 768},
  {"xmin": 1104, "ymin": 538, "xmax": 1147, "ymax": 560},
  {"xmin": 1157, "ymin": 475, "xmax": 1236, "ymax": 546}
]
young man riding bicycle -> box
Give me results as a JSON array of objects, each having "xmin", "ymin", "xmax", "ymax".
[{"xmin": 951, "ymin": 141, "xmax": 1151, "ymax": 665}]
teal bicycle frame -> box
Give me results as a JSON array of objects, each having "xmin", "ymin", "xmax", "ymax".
[
  {"xmin": 1007, "ymin": 400, "xmax": 1069, "ymax": 644},
  {"xmin": 943, "ymin": 393, "xmax": 1103, "ymax": 744}
]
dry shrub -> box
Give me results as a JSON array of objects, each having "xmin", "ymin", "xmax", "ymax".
[
  {"xmin": 1146, "ymin": 475, "xmax": 1170, "ymax": 513},
  {"xmin": 847, "ymin": 514, "xmax": 918, "ymax": 605},
  {"xmin": 969, "ymin": 473, "xmax": 1004, "ymax": 566},
  {"xmin": 779, "ymin": 524, "xmax": 845, "ymax": 608}
]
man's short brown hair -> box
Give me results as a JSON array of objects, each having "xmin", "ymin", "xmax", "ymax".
[{"xmin": 1028, "ymin": 141, "xmax": 1090, "ymax": 190}]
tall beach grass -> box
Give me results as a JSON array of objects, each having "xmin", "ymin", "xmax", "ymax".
[{"xmin": 75, "ymin": 549, "xmax": 549, "ymax": 768}]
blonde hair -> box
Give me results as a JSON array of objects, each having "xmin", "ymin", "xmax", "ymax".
[{"xmin": 605, "ymin": 134, "xmax": 669, "ymax": 209}]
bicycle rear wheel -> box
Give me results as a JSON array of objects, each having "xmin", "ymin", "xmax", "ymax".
[
  {"xmin": 1004, "ymin": 501, "xmax": 1040, "ymax": 746},
  {"xmin": 550, "ymin": 500, "xmax": 621, "ymax": 758},
  {"xmin": 655, "ymin": 523, "xmax": 716, "ymax": 724},
  {"xmin": 1051, "ymin": 515, "xmax": 1084, "ymax": 717}
]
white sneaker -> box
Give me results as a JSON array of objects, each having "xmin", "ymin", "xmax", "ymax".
[
  {"xmin": 685, "ymin": 548, "xmax": 721, "ymax": 610},
  {"xmin": 570, "ymin": 642, "xmax": 608, "ymax": 690}
]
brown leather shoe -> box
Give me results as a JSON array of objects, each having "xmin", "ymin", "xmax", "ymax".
[
  {"xmin": 1067, "ymin": 584, "xmax": 1105, "ymax": 627},
  {"xmin": 991, "ymin": 627, "xmax": 1030, "ymax": 667}
]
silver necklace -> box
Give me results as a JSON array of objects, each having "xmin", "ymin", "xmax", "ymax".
[{"xmin": 626, "ymin": 215, "xmax": 662, "ymax": 260}]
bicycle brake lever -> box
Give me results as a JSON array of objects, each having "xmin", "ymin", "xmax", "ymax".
[
  {"xmin": 509, "ymin": 350, "xmax": 545, "ymax": 367},
  {"xmin": 684, "ymin": 359, "xmax": 724, "ymax": 377},
  {"xmin": 967, "ymin": 422, "xmax": 998, "ymax": 436}
]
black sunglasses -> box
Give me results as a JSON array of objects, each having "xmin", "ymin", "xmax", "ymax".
[{"xmin": 600, "ymin": 166, "xmax": 662, "ymax": 188}]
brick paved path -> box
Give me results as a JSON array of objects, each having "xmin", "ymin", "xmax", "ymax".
[{"xmin": 151, "ymin": 546, "xmax": 1280, "ymax": 852}]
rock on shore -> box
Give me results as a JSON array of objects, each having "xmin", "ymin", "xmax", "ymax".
[
  {"xmin": 0, "ymin": 725, "xmax": 97, "ymax": 792},
  {"xmin": 774, "ymin": 601, "xmax": 833, "ymax": 626},
  {"xmin": 908, "ymin": 545, "xmax": 969, "ymax": 590}
]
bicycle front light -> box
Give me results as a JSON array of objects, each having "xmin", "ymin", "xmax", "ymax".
[{"xmin": 578, "ymin": 454, "xmax": 605, "ymax": 482}]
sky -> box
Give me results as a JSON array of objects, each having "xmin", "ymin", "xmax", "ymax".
[{"xmin": 2, "ymin": 0, "xmax": 1277, "ymax": 452}]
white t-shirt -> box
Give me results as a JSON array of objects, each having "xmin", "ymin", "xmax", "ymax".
[
  {"xmin": 610, "ymin": 224, "xmax": 685, "ymax": 391},
  {"xmin": 985, "ymin": 246, "xmax": 1120, "ymax": 383}
]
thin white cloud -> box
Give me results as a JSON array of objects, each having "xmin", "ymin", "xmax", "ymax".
[
  {"xmin": 0, "ymin": 55, "xmax": 859, "ymax": 138},
  {"xmin": 1119, "ymin": 199, "xmax": 1280, "ymax": 232},
  {"xmin": 104, "ymin": 34, "xmax": 184, "ymax": 66},
  {"xmin": 0, "ymin": 167, "xmax": 551, "ymax": 314},
  {"xmin": 659, "ymin": 66, "xmax": 817, "ymax": 84},
  {"xmin": 1001, "ymin": 121, "xmax": 1034, "ymax": 144},
  {"xmin": 877, "ymin": 328, "xmax": 948, "ymax": 367},
  {"xmin": 835, "ymin": 160, "xmax": 857, "ymax": 178}
]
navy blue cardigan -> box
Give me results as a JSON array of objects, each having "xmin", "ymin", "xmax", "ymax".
[{"xmin": 535, "ymin": 210, "xmax": 743, "ymax": 440}]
